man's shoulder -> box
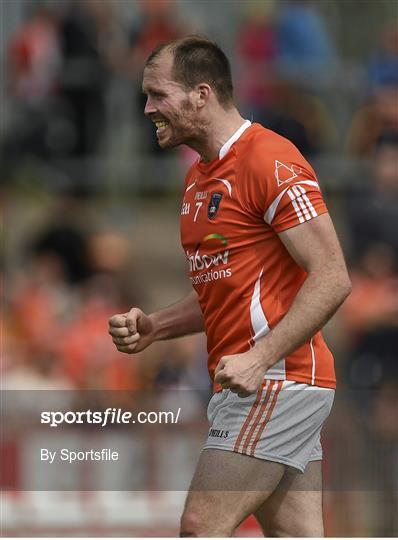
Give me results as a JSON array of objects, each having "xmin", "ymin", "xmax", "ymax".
[
  {"xmin": 238, "ymin": 124, "xmax": 302, "ymax": 166},
  {"xmin": 237, "ymin": 123, "xmax": 313, "ymax": 178},
  {"xmin": 243, "ymin": 122, "xmax": 302, "ymax": 153}
]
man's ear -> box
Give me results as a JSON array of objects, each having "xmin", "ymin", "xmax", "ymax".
[{"xmin": 196, "ymin": 83, "xmax": 211, "ymax": 108}]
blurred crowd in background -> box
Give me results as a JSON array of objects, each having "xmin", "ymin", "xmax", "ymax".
[{"xmin": 1, "ymin": 0, "xmax": 398, "ymax": 536}]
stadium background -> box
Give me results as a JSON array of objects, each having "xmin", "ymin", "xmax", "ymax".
[{"xmin": 1, "ymin": 0, "xmax": 397, "ymax": 536}]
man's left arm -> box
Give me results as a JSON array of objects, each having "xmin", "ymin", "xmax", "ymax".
[{"xmin": 214, "ymin": 213, "xmax": 352, "ymax": 396}]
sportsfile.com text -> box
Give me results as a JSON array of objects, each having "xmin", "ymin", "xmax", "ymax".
[{"xmin": 41, "ymin": 407, "xmax": 181, "ymax": 427}]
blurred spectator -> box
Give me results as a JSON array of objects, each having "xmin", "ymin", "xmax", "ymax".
[
  {"xmin": 5, "ymin": 192, "xmax": 147, "ymax": 390},
  {"xmin": 11, "ymin": 247, "xmax": 75, "ymax": 353},
  {"xmin": 57, "ymin": 287, "xmax": 140, "ymax": 389},
  {"xmin": 255, "ymin": 79, "xmax": 337, "ymax": 156},
  {"xmin": 341, "ymin": 241, "xmax": 398, "ymax": 536},
  {"xmin": 346, "ymin": 87, "xmax": 398, "ymax": 157},
  {"xmin": 63, "ymin": 225, "xmax": 146, "ymax": 388},
  {"xmin": 3, "ymin": 4, "xmax": 61, "ymax": 162},
  {"xmin": 87, "ymin": 228, "xmax": 145, "ymax": 309},
  {"xmin": 235, "ymin": 3, "xmax": 338, "ymax": 158},
  {"xmin": 369, "ymin": 379, "xmax": 398, "ymax": 536},
  {"xmin": 153, "ymin": 334, "xmax": 208, "ymax": 391},
  {"xmin": 128, "ymin": 0, "xmax": 183, "ymax": 69},
  {"xmin": 56, "ymin": 0, "xmax": 110, "ymax": 157},
  {"xmin": 2, "ymin": 347, "xmax": 73, "ymax": 392},
  {"xmin": 275, "ymin": 0, "xmax": 337, "ymax": 83},
  {"xmin": 343, "ymin": 243, "xmax": 398, "ymax": 344},
  {"xmin": 368, "ymin": 23, "xmax": 398, "ymax": 89},
  {"xmin": 89, "ymin": 230, "xmax": 130, "ymax": 275},
  {"xmin": 8, "ymin": 236, "xmax": 139, "ymax": 390},
  {"xmin": 7, "ymin": 4, "xmax": 60, "ymax": 106},
  {"xmin": 347, "ymin": 134, "xmax": 398, "ymax": 263},
  {"xmin": 235, "ymin": 3, "xmax": 277, "ymax": 114},
  {"xmin": 31, "ymin": 193, "xmax": 91, "ymax": 284}
]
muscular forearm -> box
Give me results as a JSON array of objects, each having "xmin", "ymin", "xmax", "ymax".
[
  {"xmin": 149, "ymin": 290, "xmax": 204, "ymax": 341},
  {"xmin": 256, "ymin": 268, "xmax": 351, "ymax": 369},
  {"xmin": 214, "ymin": 214, "xmax": 352, "ymax": 396}
]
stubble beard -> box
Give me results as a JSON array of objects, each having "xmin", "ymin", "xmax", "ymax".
[{"xmin": 160, "ymin": 98, "xmax": 209, "ymax": 151}]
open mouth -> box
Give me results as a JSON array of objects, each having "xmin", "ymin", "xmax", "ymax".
[{"xmin": 154, "ymin": 120, "xmax": 169, "ymax": 133}]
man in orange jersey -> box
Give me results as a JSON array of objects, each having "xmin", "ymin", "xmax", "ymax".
[{"xmin": 109, "ymin": 36, "xmax": 351, "ymax": 537}]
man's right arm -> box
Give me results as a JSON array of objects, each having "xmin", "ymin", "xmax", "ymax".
[{"xmin": 108, "ymin": 291, "xmax": 204, "ymax": 354}]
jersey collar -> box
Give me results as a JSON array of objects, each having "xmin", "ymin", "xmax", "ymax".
[{"xmin": 219, "ymin": 119, "xmax": 252, "ymax": 160}]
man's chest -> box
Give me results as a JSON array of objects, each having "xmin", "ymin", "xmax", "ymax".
[
  {"xmin": 180, "ymin": 167, "xmax": 273, "ymax": 271},
  {"xmin": 180, "ymin": 170, "xmax": 242, "ymax": 251}
]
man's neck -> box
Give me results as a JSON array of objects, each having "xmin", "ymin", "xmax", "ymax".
[{"xmin": 191, "ymin": 108, "xmax": 247, "ymax": 163}]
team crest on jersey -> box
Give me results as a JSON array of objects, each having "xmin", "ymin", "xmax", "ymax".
[{"xmin": 208, "ymin": 193, "xmax": 223, "ymax": 219}]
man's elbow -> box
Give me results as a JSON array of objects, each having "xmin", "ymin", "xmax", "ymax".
[{"xmin": 337, "ymin": 271, "xmax": 352, "ymax": 304}]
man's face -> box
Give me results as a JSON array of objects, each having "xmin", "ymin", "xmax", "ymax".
[{"xmin": 142, "ymin": 52, "xmax": 199, "ymax": 149}]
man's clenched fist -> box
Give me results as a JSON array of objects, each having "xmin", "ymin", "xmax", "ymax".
[
  {"xmin": 108, "ymin": 307, "xmax": 155, "ymax": 354},
  {"xmin": 214, "ymin": 348, "xmax": 268, "ymax": 397}
]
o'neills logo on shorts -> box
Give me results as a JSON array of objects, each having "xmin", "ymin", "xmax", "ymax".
[{"xmin": 208, "ymin": 428, "xmax": 229, "ymax": 439}]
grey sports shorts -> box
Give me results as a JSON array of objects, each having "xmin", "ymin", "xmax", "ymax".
[{"xmin": 204, "ymin": 379, "xmax": 335, "ymax": 473}]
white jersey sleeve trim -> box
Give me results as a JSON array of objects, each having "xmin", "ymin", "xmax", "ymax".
[{"xmin": 263, "ymin": 180, "xmax": 320, "ymax": 225}]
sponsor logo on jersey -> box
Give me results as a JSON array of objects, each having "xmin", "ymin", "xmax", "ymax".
[
  {"xmin": 187, "ymin": 233, "xmax": 232, "ymax": 285},
  {"xmin": 208, "ymin": 192, "xmax": 223, "ymax": 219},
  {"xmin": 275, "ymin": 160, "xmax": 302, "ymax": 187},
  {"xmin": 187, "ymin": 249, "xmax": 229, "ymax": 272},
  {"xmin": 188, "ymin": 233, "xmax": 229, "ymax": 271},
  {"xmin": 202, "ymin": 233, "xmax": 228, "ymax": 246}
]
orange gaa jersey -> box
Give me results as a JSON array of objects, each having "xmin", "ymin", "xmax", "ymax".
[{"xmin": 180, "ymin": 121, "xmax": 336, "ymax": 391}]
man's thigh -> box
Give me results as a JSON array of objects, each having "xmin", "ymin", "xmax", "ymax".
[
  {"xmin": 180, "ymin": 448, "xmax": 286, "ymax": 537},
  {"xmin": 254, "ymin": 460, "xmax": 324, "ymax": 537}
]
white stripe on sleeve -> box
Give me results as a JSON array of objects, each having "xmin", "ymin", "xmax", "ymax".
[
  {"xmin": 287, "ymin": 188, "xmax": 305, "ymax": 223},
  {"xmin": 297, "ymin": 185, "xmax": 318, "ymax": 218},
  {"xmin": 264, "ymin": 180, "xmax": 319, "ymax": 225}
]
